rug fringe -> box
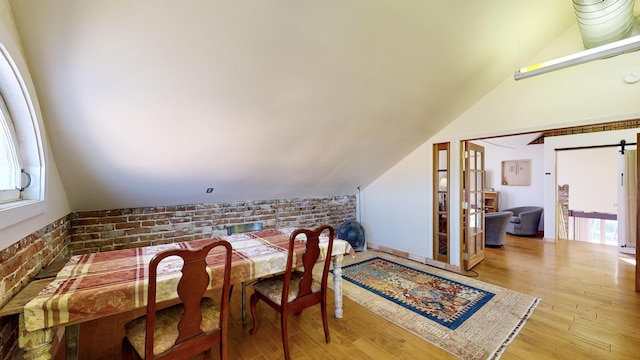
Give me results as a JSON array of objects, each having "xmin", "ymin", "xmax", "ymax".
[{"xmin": 489, "ymin": 297, "xmax": 541, "ymax": 360}]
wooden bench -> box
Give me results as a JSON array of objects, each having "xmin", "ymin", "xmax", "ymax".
[
  {"xmin": 0, "ymin": 259, "xmax": 71, "ymax": 360},
  {"xmin": 0, "ymin": 257, "xmax": 69, "ymax": 317},
  {"xmin": 0, "ymin": 279, "xmax": 53, "ymax": 318},
  {"xmin": 0, "ymin": 279, "xmax": 67, "ymax": 359},
  {"xmin": 34, "ymin": 258, "xmax": 69, "ymax": 280}
]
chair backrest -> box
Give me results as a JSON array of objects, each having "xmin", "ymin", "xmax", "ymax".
[
  {"xmin": 507, "ymin": 206, "xmax": 542, "ymax": 217},
  {"xmin": 145, "ymin": 240, "xmax": 232, "ymax": 359},
  {"xmin": 282, "ymin": 225, "xmax": 335, "ymax": 305},
  {"xmin": 485, "ymin": 211, "xmax": 513, "ymax": 245},
  {"xmin": 226, "ymin": 222, "xmax": 263, "ymax": 236}
]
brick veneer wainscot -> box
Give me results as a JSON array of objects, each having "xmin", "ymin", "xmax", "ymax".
[
  {"xmin": 0, "ymin": 215, "xmax": 71, "ymax": 360},
  {"xmin": 69, "ymin": 196, "xmax": 356, "ymax": 255}
]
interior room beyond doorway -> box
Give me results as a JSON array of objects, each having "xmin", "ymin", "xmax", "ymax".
[{"xmin": 557, "ymin": 147, "xmax": 619, "ymax": 246}]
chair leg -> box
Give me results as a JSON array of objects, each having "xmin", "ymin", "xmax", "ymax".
[
  {"xmin": 281, "ymin": 314, "xmax": 290, "ymax": 360},
  {"xmin": 321, "ymin": 300, "xmax": 330, "ymax": 343},
  {"xmin": 241, "ymin": 281, "xmax": 247, "ymax": 324},
  {"xmin": 249, "ymin": 293, "xmax": 260, "ymax": 335}
]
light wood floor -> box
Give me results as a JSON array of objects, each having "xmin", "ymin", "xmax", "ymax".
[{"xmin": 77, "ymin": 235, "xmax": 640, "ymax": 359}]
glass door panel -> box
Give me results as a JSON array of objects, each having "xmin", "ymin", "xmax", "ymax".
[
  {"xmin": 433, "ymin": 143, "xmax": 450, "ymax": 263},
  {"xmin": 462, "ymin": 141, "xmax": 486, "ymax": 270}
]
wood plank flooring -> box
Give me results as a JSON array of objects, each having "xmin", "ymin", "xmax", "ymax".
[{"xmin": 76, "ymin": 235, "xmax": 640, "ymax": 359}]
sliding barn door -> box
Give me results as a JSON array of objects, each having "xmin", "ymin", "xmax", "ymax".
[{"xmin": 462, "ymin": 141, "xmax": 486, "ymax": 270}]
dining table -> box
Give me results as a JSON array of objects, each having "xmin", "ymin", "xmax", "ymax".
[{"xmin": 18, "ymin": 227, "xmax": 355, "ymax": 360}]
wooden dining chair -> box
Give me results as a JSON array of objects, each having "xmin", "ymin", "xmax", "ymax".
[
  {"xmin": 121, "ymin": 240, "xmax": 232, "ymax": 360},
  {"xmin": 226, "ymin": 222, "xmax": 263, "ymax": 324},
  {"xmin": 249, "ymin": 225, "xmax": 335, "ymax": 360}
]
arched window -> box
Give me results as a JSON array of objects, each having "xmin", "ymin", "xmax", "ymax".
[
  {"xmin": 0, "ymin": 42, "xmax": 45, "ymax": 229},
  {"xmin": 1, "ymin": 94, "xmax": 23, "ymax": 202}
]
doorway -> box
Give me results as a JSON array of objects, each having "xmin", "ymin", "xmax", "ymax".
[
  {"xmin": 556, "ymin": 147, "xmax": 619, "ymax": 245},
  {"xmin": 458, "ymin": 124, "xmax": 639, "ymax": 292}
]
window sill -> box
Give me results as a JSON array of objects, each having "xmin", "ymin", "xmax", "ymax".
[{"xmin": 0, "ymin": 199, "xmax": 45, "ymax": 230}]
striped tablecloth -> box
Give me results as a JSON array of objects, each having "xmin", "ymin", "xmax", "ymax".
[{"xmin": 23, "ymin": 228, "xmax": 354, "ymax": 332}]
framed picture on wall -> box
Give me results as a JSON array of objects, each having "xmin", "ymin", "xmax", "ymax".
[{"xmin": 501, "ymin": 159, "xmax": 530, "ymax": 186}]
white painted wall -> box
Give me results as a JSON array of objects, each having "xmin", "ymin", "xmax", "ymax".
[
  {"xmin": 481, "ymin": 142, "xmax": 545, "ymax": 211},
  {"xmin": 361, "ymin": 142, "xmax": 433, "ymax": 258},
  {"xmin": 361, "ymin": 24, "xmax": 640, "ymax": 267},
  {"xmin": 0, "ymin": 0, "xmax": 70, "ymax": 250}
]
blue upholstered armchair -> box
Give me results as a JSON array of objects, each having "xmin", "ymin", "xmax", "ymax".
[
  {"xmin": 504, "ymin": 206, "xmax": 543, "ymax": 236},
  {"xmin": 485, "ymin": 211, "xmax": 513, "ymax": 247}
]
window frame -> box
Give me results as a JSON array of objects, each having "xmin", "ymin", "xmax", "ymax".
[{"xmin": 0, "ymin": 41, "xmax": 46, "ymax": 229}]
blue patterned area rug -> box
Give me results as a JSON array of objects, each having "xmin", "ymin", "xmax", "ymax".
[
  {"xmin": 328, "ymin": 251, "xmax": 540, "ymax": 360},
  {"xmin": 339, "ymin": 257, "xmax": 495, "ymax": 330}
]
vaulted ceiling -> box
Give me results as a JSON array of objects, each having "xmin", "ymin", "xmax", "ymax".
[{"xmin": 8, "ymin": 1, "xmax": 577, "ymax": 211}]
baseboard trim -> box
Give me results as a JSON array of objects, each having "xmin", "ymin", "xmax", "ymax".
[{"xmin": 366, "ymin": 242, "xmax": 461, "ymax": 273}]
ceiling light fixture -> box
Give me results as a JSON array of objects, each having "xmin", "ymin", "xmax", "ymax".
[
  {"xmin": 514, "ymin": 34, "xmax": 640, "ymax": 80},
  {"xmin": 573, "ymin": 0, "xmax": 635, "ymax": 49}
]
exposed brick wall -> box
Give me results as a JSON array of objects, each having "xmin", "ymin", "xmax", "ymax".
[
  {"xmin": 0, "ymin": 195, "xmax": 356, "ymax": 358},
  {"xmin": 0, "ymin": 216, "xmax": 70, "ymax": 308},
  {"xmin": 277, "ymin": 196, "xmax": 356, "ymax": 229},
  {"xmin": 0, "ymin": 215, "xmax": 71, "ymax": 360},
  {"xmin": 69, "ymin": 195, "xmax": 356, "ymax": 255}
]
